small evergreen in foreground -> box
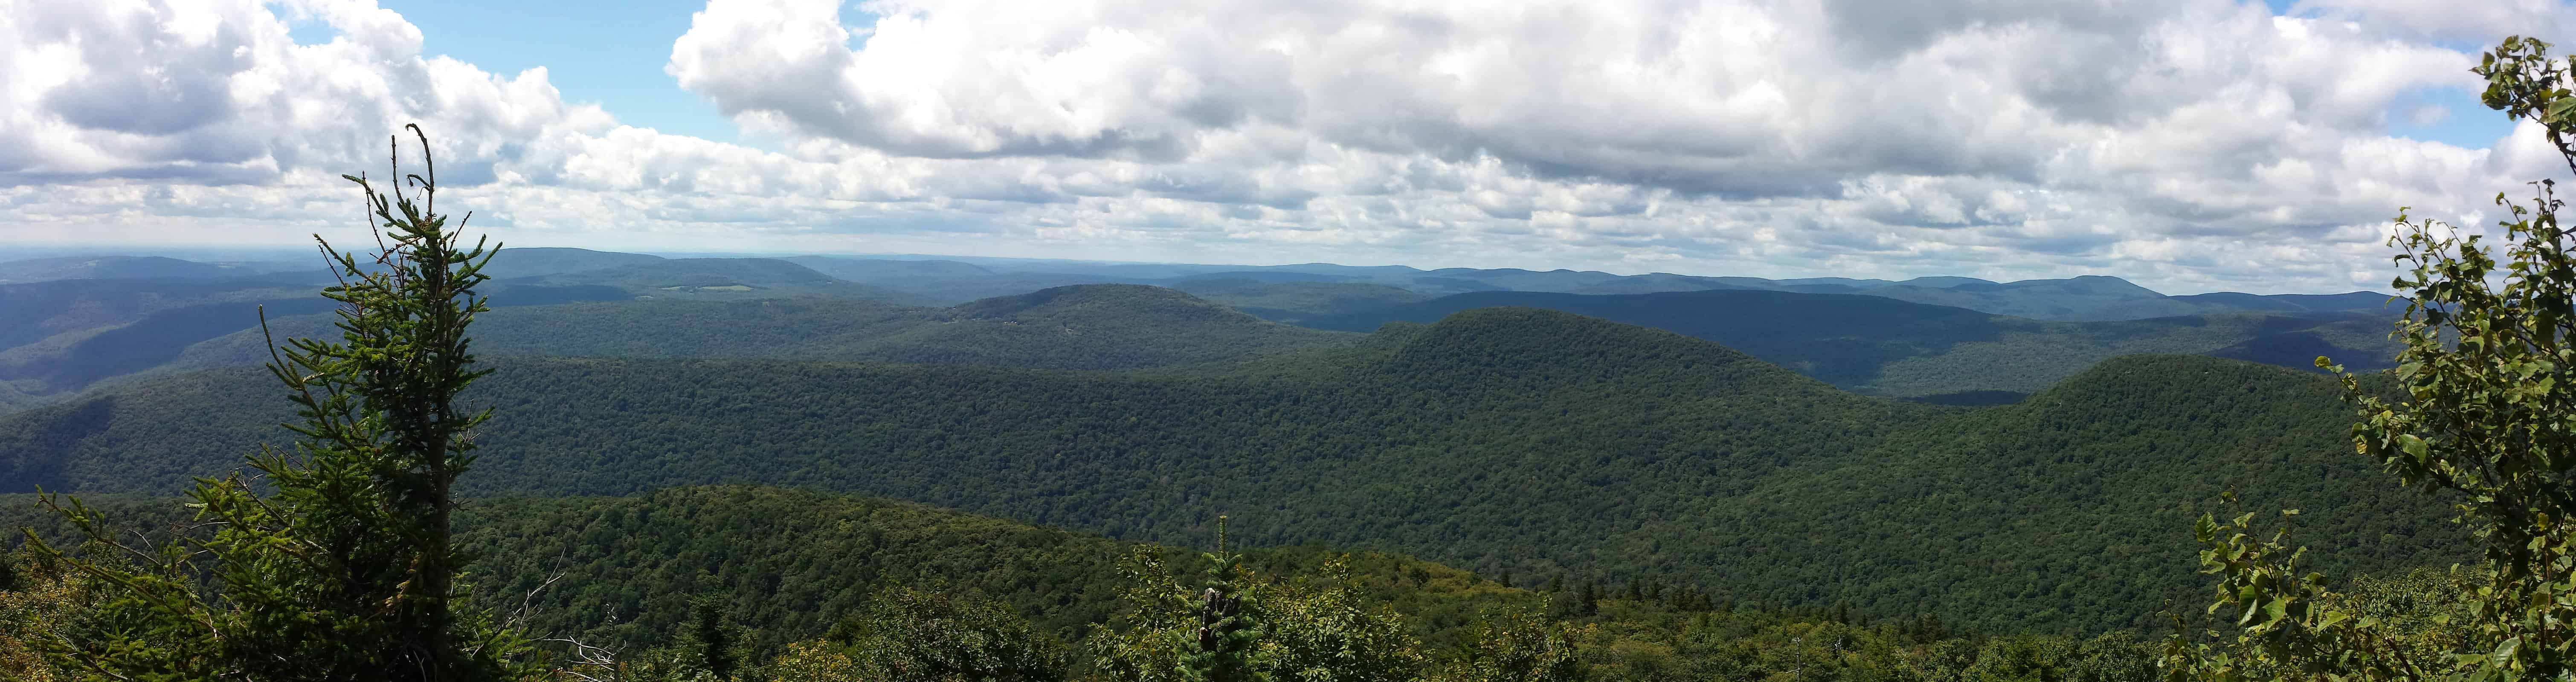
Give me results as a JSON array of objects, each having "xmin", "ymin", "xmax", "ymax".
[
  {"xmin": 1086, "ymin": 522, "xmax": 1426, "ymax": 682},
  {"xmin": 22, "ymin": 126, "xmax": 543, "ymax": 680}
]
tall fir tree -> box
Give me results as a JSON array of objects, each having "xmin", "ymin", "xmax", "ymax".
[{"xmin": 25, "ymin": 125, "xmax": 539, "ymax": 680}]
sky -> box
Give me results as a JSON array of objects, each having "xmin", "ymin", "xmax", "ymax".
[{"xmin": 3, "ymin": 0, "xmax": 2574, "ymax": 294}]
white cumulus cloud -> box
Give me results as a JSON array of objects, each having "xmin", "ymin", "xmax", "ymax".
[{"xmin": 1, "ymin": 0, "xmax": 2571, "ymax": 294}]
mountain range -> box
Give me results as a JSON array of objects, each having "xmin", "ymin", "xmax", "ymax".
[
  {"xmin": 1305, "ymin": 288, "xmax": 2401, "ymax": 400},
  {"xmin": 0, "ymin": 240, "xmax": 2469, "ymax": 682},
  {"xmin": 0, "ymin": 247, "xmax": 2402, "ymax": 414},
  {"xmin": 0, "ymin": 305, "xmax": 2451, "ymax": 635},
  {"xmin": 3, "ymin": 484, "xmax": 1989, "ymax": 677},
  {"xmin": 802, "ymin": 252, "xmax": 2395, "ymax": 321}
]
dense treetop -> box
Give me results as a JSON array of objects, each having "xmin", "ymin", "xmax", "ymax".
[
  {"xmin": 1303, "ymin": 288, "xmax": 2400, "ymax": 399},
  {"xmin": 0, "ymin": 245, "xmax": 2406, "ymax": 418},
  {"xmin": 0, "ymin": 306, "xmax": 2456, "ymax": 635},
  {"xmin": 506, "ymin": 257, "xmax": 925, "ymax": 303},
  {"xmin": 151, "ymin": 284, "xmax": 1359, "ymax": 376},
  {"xmin": 3, "ymin": 485, "xmax": 2183, "ymax": 681},
  {"xmin": 1169, "ymin": 279, "xmax": 1433, "ymax": 324}
]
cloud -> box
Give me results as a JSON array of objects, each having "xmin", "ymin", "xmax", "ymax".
[
  {"xmin": 2284, "ymin": 0, "xmax": 2576, "ymax": 43},
  {"xmin": 3, "ymin": 0, "xmax": 2574, "ymax": 294}
]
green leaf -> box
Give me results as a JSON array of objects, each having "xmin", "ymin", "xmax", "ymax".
[
  {"xmin": 2547, "ymin": 97, "xmax": 2576, "ymax": 122},
  {"xmin": 2491, "ymin": 637, "xmax": 2522, "ymax": 669}
]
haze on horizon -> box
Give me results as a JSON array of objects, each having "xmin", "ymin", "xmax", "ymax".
[
  {"xmin": 0, "ymin": 242, "xmax": 2387, "ymax": 298},
  {"xmin": 6, "ymin": 0, "xmax": 2574, "ymax": 295}
]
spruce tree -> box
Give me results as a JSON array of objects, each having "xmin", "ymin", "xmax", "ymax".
[
  {"xmin": 823, "ymin": 587, "xmax": 1068, "ymax": 682},
  {"xmin": 25, "ymin": 125, "xmax": 537, "ymax": 680},
  {"xmin": 1091, "ymin": 518, "xmax": 1264, "ymax": 682},
  {"xmin": 689, "ymin": 594, "xmax": 740, "ymax": 679},
  {"xmin": 1089, "ymin": 518, "xmax": 1421, "ymax": 682}
]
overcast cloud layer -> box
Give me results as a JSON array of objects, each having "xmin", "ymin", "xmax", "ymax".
[{"xmin": 3, "ymin": 0, "xmax": 2573, "ymax": 293}]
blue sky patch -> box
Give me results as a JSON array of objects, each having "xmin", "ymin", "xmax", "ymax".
[{"xmin": 381, "ymin": 0, "xmax": 742, "ymax": 143}]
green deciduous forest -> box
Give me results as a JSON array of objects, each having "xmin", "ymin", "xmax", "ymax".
[
  {"xmin": 1303, "ymin": 289, "xmax": 2400, "ymax": 399},
  {"xmin": 0, "ymin": 259, "xmax": 2399, "ymax": 417},
  {"xmin": 0, "ymin": 309, "xmax": 2461, "ymax": 635},
  {"xmin": 162, "ymin": 283, "xmax": 1359, "ymax": 375},
  {"xmin": 0, "ymin": 487, "xmax": 2179, "ymax": 682}
]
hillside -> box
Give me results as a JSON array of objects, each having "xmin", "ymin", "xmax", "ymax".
[
  {"xmin": 0, "ymin": 277, "xmax": 351, "ymax": 412},
  {"xmin": 7, "ymin": 485, "xmax": 2172, "ymax": 680},
  {"xmin": 0, "ymin": 277, "xmax": 318, "ymax": 350},
  {"xmin": 153, "ymin": 284, "xmax": 1357, "ymax": 377},
  {"xmin": 1163, "ymin": 279, "xmax": 1433, "ymax": 323},
  {"xmin": 1856, "ymin": 276, "xmax": 2214, "ymax": 321},
  {"xmin": 1, "ymin": 284, "xmax": 1348, "ymax": 413},
  {"xmin": 0, "ymin": 255, "xmax": 226, "ymax": 282},
  {"xmin": 1302, "ymin": 288, "xmax": 2402, "ymax": 399},
  {"xmin": 0, "ymin": 381, "xmax": 34, "ymax": 413},
  {"xmin": 371, "ymin": 248, "xmax": 2425, "ymax": 323},
  {"xmin": 0, "ymin": 254, "xmax": 1057, "ymax": 410},
  {"xmin": 783, "ymin": 255, "xmax": 997, "ymax": 280},
  {"xmin": 481, "ymin": 246, "xmax": 667, "ymax": 278},
  {"xmin": 777, "ymin": 255, "xmax": 1106, "ymax": 304},
  {"xmin": 0, "ymin": 255, "xmax": 319, "ymax": 283},
  {"xmin": 2174, "ymin": 290, "xmax": 2396, "ymax": 313},
  {"xmin": 0, "ymin": 308, "xmax": 2454, "ymax": 634},
  {"xmin": 3, "ymin": 487, "xmax": 1145, "ymax": 653},
  {"xmin": 459, "ymin": 250, "xmax": 2397, "ymax": 322},
  {"xmin": 506, "ymin": 257, "xmax": 923, "ymax": 303},
  {"xmin": 0, "ymin": 280, "xmax": 630, "ymax": 412},
  {"xmin": 0, "ymin": 247, "xmax": 664, "ymax": 391}
]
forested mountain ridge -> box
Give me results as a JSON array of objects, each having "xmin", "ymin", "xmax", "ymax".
[
  {"xmin": 505, "ymin": 257, "xmax": 926, "ymax": 303},
  {"xmin": 1857, "ymin": 275, "xmax": 2211, "ymax": 321},
  {"xmin": 783, "ymin": 255, "xmax": 1000, "ymax": 280},
  {"xmin": 0, "ymin": 276, "xmax": 627, "ymax": 413},
  {"xmin": 2170, "ymin": 290, "xmax": 2396, "ymax": 313},
  {"xmin": 479, "ymin": 246, "xmax": 670, "ymax": 278},
  {"xmin": 911, "ymin": 252, "xmax": 2387, "ymax": 321},
  {"xmin": 779, "ymin": 255, "xmax": 1119, "ymax": 304},
  {"xmin": 3, "ymin": 485, "xmax": 1551, "ymax": 657},
  {"xmin": 0, "ymin": 283, "xmax": 1354, "ymax": 414},
  {"xmin": 0, "ymin": 306, "xmax": 2456, "ymax": 634},
  {"xmin": 4, "ymin": 274, "xmax": 2399, "ymax": 416},
  {"xmin": 2, "ymin": 487, "xmax": 1147, "ymax": 654},
  {"xmin": 0, "ymin": 248, "xmax": 2400, "ymax": 416},
  {"xmin": 1303, "ymin": 288, "xmax": 2402, "ymax": 399},
  {"xmin": 1168, "ymin": 279, "xmax": 1433, "ymax": 323},
  {"xmin": 5, "ymin": 485, "xmax": 2169, "ymax": 680},
  {"xmin": 0, "ymin": 278, "xmax": 320, "ymax": 351},
  {"xmin": 0, "ymin": 246, "xmax": 817, "ymax": 413},
  {"xmin": 144, "ymin": 284, "xmax": 1358, "ymax": 377},
  {"xmin": 0, "ymin": 255, "xmax": 315, "ymax": 283},
  {"xmin": 6, "ymin": 248, "xmax": 2396, "ymax": 320}
]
